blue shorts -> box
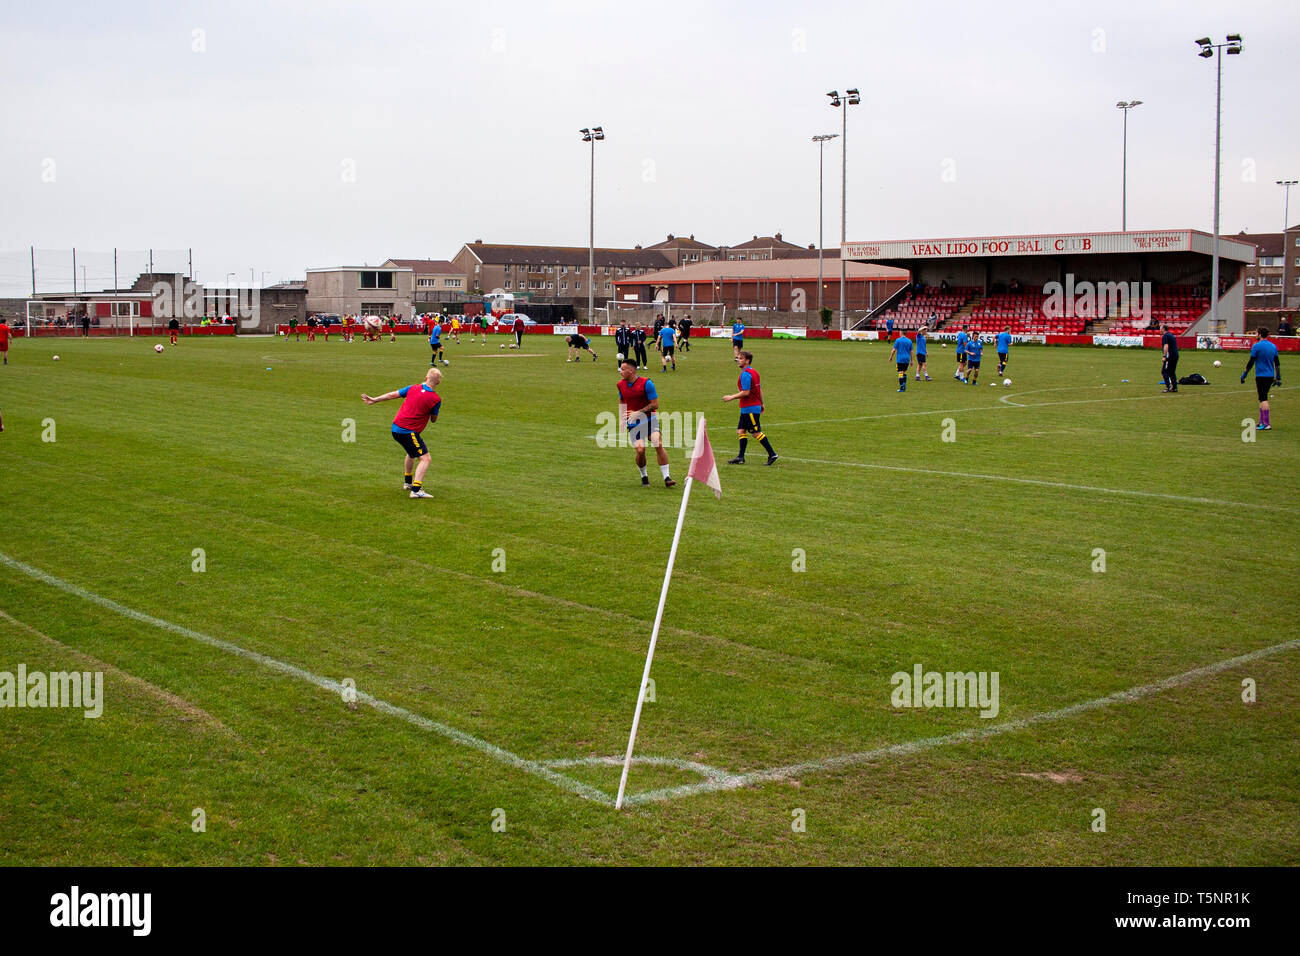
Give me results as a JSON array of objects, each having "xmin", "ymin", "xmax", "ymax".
[{"xmin": 627, "ymin": 414, "xmax": 661, "ymax": 444}]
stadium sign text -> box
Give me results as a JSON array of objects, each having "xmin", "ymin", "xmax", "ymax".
[{"xmin": 844, "ymin": 231, "xmax": 1195, "ymax": 261}]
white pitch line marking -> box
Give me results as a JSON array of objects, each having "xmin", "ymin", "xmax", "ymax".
[
  {"xmin": 622, "ymin": 635, "xmax": 1300, "ymax": 807},
  {"xmin": 781, "ymin": 456, "xmax": 1299, "ymax": 513},
  {"xmin": 0, "ymin": 553, "xmax": 614, "ymax": 806}
]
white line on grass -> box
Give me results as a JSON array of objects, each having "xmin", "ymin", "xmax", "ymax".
[
  {"xmin": 781, "ymin": 456, "xmax": 1298, "ymax": 513},
  {"xmin": 0, "ymin": 552, "xmax": 615, "ymax": 806},
  {"xmin": 766, "ymin": 384, "xmax": 1291, "ymax": 428},
  {"xmin": 621, "ymin": 635, "xmax": 1300, "ymax": 807}
]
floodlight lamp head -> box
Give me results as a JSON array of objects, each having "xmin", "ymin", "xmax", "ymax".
[
  {"xmin": 1195, "ymin": 37, "xmax": 1211, "ymax": 47},
  {"xmin": 846, "ymin": 89, "xmax": 860, "ymax": 104},
  {"xmin": 1198, "ymin": 46, "xmax": 1214, "ymax": 58}
]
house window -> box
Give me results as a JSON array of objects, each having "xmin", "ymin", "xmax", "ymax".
[
  {"xmin": 547, "ymin": 282, "xmax": 553, "ymax": 290},
  {"xmin": 604, "ymin": 282, "xmax": 611, "ymax": 290},
  {"xmin": 1247, "ymin": 277, "xmax": 1255, "ymax": 286},
  {"xmin": 446, "ymin": 279, "xmax": 462, "ymax": 288},
  {"xmin": 575, "ymin": 281, "xmax": 583, "ymax": 291},
  {"xmin": 358, "ymin": 271, "xmax": 395, "ymax": 289},
  {"xmin": 504, "ymin": 280, "xmax": 512, "ymax": 289},
  {"xmin": 561, "ymin": 282, "xmax": 567, "ymax": 290}
]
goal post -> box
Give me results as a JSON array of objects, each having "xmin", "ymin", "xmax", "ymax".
[
  {"xmin": 24, "ymin": 298, "xmax": 143, "ymax": 337},
  {"xmin": 604, "ymin": 300, "xmax": 726, "ymax": 327}
]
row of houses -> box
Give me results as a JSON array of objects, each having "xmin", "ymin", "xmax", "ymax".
[{"xmin": 301, "ymin": 234, "xmax": 850, "ymax": 316}]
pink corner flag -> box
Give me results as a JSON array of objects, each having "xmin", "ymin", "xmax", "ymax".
[{"xmin": 687, "ymin": 418, "xmax": 722, "ymax": 499}]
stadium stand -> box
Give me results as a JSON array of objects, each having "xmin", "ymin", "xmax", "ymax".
[
  {"xmin": 882, "ymin": 283, "xmax": 1211, "ymax": 335},
  {"xmin": 881, "ymin": 286, "xmax": 979, "ymax": 329}
]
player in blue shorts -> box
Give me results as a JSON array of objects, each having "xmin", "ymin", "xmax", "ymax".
[
  {"xmin": 996, "ymin": 326, "xmax": 1011, "ymax": 377},
  {"xmin": 955, "ymin": 326, "xmax": 969, "ymax": 381},
  {"xmin": 731, "ymin": 319, "xmax": 746, "ymax": 357},
  {"xmin": 1241, "ymin": 327, "xmax": 1281, "ymax": 430},
  {"xmin": 889, "ymin": 332, "xmax": 913, "ymax": 392},
  {"xmin": 616, "ymin": 358, "xmax": 675, "ymax": 486},
  {"xmin": 965, "ymin": 334, "xmax": 984, "ymax": 385},
  {"xmin": 915, "ymin": 326, "xmax": 931, "ymax": 381}
]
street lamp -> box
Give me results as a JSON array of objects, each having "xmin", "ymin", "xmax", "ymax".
[
  {"xmin": 1277, "ymin": 180, "xmax": 1297, "ymax": 309},
  {"xmin": 827, "ymin": 89, "xmax": 860, "ymax": 325},
  {"xmin": 1116, "ymin": 100, "xmax": 1142, "ymax": 231},
  {"xmin": 580, "ymin": 126, "xmax": 605, "ymax": 320},
  {"xmin": 812, "ymin": 133, "xmax": 839, "ymax": 314},
  {"xmin": 1196, "ymin": 34, "xmax": 1243, "ymax": 333}
]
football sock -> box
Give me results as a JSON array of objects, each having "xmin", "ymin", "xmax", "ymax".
[
  {"xmin": 759, "ymin": 437, "xmax": 776, "ymax": 457},
  {"xmin": 410, "ymin": 481, "xmax": 422, "ymax": 492},
  {"xmin": 1261, "ymin": 408, "xmax": 1270, "ymax": 426},
  {"xmin": 659, "ymin": 464, "xmax": 670, "ymax": 479},
  {"xmin": 898, "ymin": 370, "xmax": 906, "ymax": 388},
  {"xmin": 738, "ymin": 438, "xmax": 748, "ymax": 458},
  {"xmin": 404, "ymin": 472, "xmax": 412, "ymax": 485},
  {"xmin": 638, "ymin": 465, "xmax": 648, "ymax": 478}
]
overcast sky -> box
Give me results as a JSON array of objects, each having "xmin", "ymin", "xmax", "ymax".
[{"xmin": 1, "ymin": 0, "xmax": 1296, "ymax": 295}]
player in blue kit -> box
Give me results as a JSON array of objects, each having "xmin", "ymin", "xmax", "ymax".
[
  {"xmin": 1241, "ymin": 327, "xmax": 1281, "ymax": 430},
  {"xmin": 965, "ymin": 334, "xmax": 984, "ymax": 385},
  {"xmin": 996, "ymin": 327, "xmax": 1012, "ymax": 377},
  {"xmin": 955, "ymin": 327, "xmax": 969, "ymax": 381},
  {"xmin": 658, "ymin": 322, "xmax": 678, "ymax": 371},
  {"xmin": 429, "ymin": 319, "xmax": 448, "ymax": 367},
  {"xmin": 731, "ymin": 319, "xmax": 746, "ymax": 357},
  {"xmin": 914, "ymin": 326, "xmax": 931, "ymax": 381},
  {"xmin": 890, "ymin": 332, "xmax": 913, "ymax": 392}
]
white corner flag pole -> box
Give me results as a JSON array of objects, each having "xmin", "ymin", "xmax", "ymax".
[{"xmin": 614, "ymin": 418, "xmax": 705, "ymax": 810}]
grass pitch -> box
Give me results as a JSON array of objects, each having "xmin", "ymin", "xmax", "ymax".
[{"xmin": 0, "ymin": 332, "xmax": 1296, "ymax": 865}]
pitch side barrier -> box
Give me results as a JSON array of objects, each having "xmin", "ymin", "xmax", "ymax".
[
  {"xmin": 16, "ymin": 324, "xmax": 236, "ymax": 338},
  {"xmin": 266, "ymin": 323, "xmax": 1300, "ymax": 353}
]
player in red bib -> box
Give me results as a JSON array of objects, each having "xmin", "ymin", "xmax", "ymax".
[
  {"xmin": 361, "ymin": 368, "xmax": 443, "ymax": 498},
  {"xmin": 616, "ymin": 358, "xmax": 675, "ymax": 487},
  {"xmin": 723, "ymin": 350, "xmax": 778, "ymax": 464},
  {"xmin": 0, "ymin": 319, "xmax": 11, "ymax": 365}
]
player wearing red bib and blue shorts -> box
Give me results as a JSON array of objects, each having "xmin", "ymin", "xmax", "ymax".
[
  {"xmin": 723, "ymin": 350, "xmax": 778, "ymax": 464},
  {"xmin": 617, "ymin": 358, "xmax": 675, "ymax": 487},
  {"xmin": 1241, "ymin": 327, "xmax": 1281, "ymax": 431},
  {"xmin": 362, "ymin": 368, "xmax": 443, "ymax": 498}
]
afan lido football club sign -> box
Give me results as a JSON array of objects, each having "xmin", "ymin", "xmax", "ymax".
[{"xmin": 845, "ymin": 231, "xmax": 1197, "ymax": 261}]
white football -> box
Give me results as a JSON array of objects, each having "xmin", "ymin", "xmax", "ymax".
[
  {"xmin": 154, "ymin": 344, "xmax": 165, "ymax": 353},
  {"xmin": 52, "ymin": 355, "xmax": 60, "ymax": 361},
  {"xmin": 1213, "ymin": 360, "xmax": 1222, "ymax": 368},
  {"xmin": 1004, "ymin": 379, "xmax": 1012, "ymax": 386},
  {"xmin": 616, "ymin": 353, "xmax": 625, "ymax": 362},
  {"xmin": 500, "ymin": 343, "xmax": 505, "ymax": 349}
]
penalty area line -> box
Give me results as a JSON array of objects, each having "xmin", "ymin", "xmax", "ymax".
[
  {"xmin": 0, "ymin": 552, "xmax": 614, "ymax": 806},
  {"xmin": 622, "ymin": 635, "xmax": 1300, "ymax": 807}
]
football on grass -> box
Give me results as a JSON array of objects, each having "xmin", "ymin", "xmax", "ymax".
[
  {"xmin": 1213, "ymin": 360, "xmax": 1222, "ymax": 368},
  {"xmin": 154, "ymin": 344, "xmax": 165, "ymax": 353}
]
